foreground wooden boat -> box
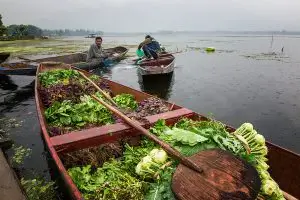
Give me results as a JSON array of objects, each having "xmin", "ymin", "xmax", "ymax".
[
  {"xmin": 35, "ymin": 63, "xmax": 299, "ymax": 200},
  {"xmin": 0, "ymin": 46, "xmax": 128, "ymax": 76},
  {"xmin": 137, "ymin": 53, "xmax": 175, "ymax": 76},
  {"xmin": 0, "ymin": 52, "xmax": 10, "ymax": 63}
]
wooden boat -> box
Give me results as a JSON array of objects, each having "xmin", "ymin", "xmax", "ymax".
[
  {"xmin": 35, "ymin": 62, "xmax": 299, "ymax": 200},
  {"xmin": 0, "ymin": 52, "xmax": 10, "ymax": 63},
  {"xmin": 0, "ymin": 46, "xmax": 128, "ymax": 76},
  {"xmin": 85, "ymin": 34, "xmax": 97, "ymax": 38},
  {"xmin": 0, "ymin": 63, "xmax": 37, "ymax": 76},
  {"xmin": 137, "ymin": 53, "xmax": 175, "ymax": 76}
]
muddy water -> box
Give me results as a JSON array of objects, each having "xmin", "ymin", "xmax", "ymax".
[{"xmin": 1, "ymin": 34, "xmax": 300, "ymax": 198}]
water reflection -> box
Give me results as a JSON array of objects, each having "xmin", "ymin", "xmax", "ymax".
[
  {"xmin": 92, "ymin": 67, "xmax": 113, "ymax": 79},
  {"xmin": 137, "ymin": 72, "xmax": 175, "ymax": 100},
  {"xmin": 0, "ymin": 75, "xmax": 18, "ymax": 91},
  {"xmin": 0, "ymin": 80, "xmax": 35, "ymax": 112}
]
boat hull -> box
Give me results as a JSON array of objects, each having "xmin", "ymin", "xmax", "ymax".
[
  {"xmin": 137, "ymin": 54, "xmax": 175, "ymax": 76},
  {"xmin": 0, "ymin": 63, "xmax": 37, "ymax": 76},
  {"xmin": 1, "ymin": 46, "xmax": 128, "ymax": 76},
  {"xmin": 0, "ymin": 53, "xmax": 10, "ymax": 64},
  {"xmin": 35, "ymin": 63, "xmax": 299, "ymax": 200}
]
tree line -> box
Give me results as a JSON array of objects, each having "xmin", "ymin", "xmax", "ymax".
[
  {"xmin": 43, "ymin": 29, "xmax": 103, "ymax": 36},
  {"xmin": 0, "ymin": 14, "xmax": 103, "ymax": 39}
]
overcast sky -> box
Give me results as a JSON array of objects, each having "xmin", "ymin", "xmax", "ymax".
[{"xmin": 0, "ymin": 0, "xmax": 299, "ymax": 32}]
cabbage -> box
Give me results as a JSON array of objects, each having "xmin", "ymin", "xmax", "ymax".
[
  {"xmin": 149, "ymin": 149, "xmax": 160, "ymax": 157},
  {"xmin": 135, "ymin": 163, "xmax": 142, "ymax": 175},
  {"xmin": 152, "ymin": 150, "xmax": 168, "ymax": 164}
]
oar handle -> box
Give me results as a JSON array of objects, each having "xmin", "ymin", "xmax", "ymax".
[
  {"xmin": 282, "ymin": 191, "xmax": 298, "ymax": 200},
  {"xmin": 92, "ymin": 95, "xmax": 203, "ymax": 174},
  {"xmin": 77, "ymin": 71, "xmax": 118, "ymax": 107}
]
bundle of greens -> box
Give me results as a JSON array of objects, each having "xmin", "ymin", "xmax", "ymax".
[
  {"xmin": 134, "ymin": 148, "xmax": 176, "ymax": 200},
  {"xmin": 135, "ymin": 149, "xmax": 170, "ymax": 179},
  {"xmin": 38, "ymin": 69, "xmax": 80, "ymax": 87},
  {"xmin": 62, "ymin": 142, "xmax": 123, "ymax": 168},
  {"xmin": 150, "ymin": 119, "xmax": 246, "ymax": 157},
  {"xmin": 68, "ymin": 161, "xmax": 145, "ymax": 200},
  {"xmin": 45, "ymin": 93, "xmax": 114, "ymax": 131},
  {"xmin": 38, "ymin": 69, "xmax": 111, "ymax": 107},
  {"xmin": 68, "ymin": 139, "xmax": 175, "ymax": 200},
  {"xmin": 113, "ymin": 94, "xmax": 138, "ymax": 111},
  {"xmin": 39, "ymin": 79, "xmax": 111, "ymax": 108},
  {"xmin": 150, "ymin": 119, "xmax": 285, "ymax": 200},
  {"xmin": 234, "ymin": 123, "xmax": 284, "ymax": 199},
  {"xmin": 127, "ymin": 97, "xmax": 170, "ymax": 122}
]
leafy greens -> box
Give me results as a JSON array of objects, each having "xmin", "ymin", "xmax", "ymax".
[
  {"xmin": 113, "ymin": 93, "xmax": 138, "ymax": 110},
  {"xmin": 45, "ymin": 93, "xmax": 114, "ymax": 128}
]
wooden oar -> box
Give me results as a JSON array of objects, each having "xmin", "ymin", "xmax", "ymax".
[
  {"xmin": 91, "ymin": 95, "xmax": 261, "ymax": 200},
  {"xmin": 77, "ymin": 71, "xmax": 118, "ymax": 107},
  {"xmin": 77, "ymin": 70, "xmax": 261, "ymax": 199},
  {"xmin": 282, "ymin": 191, "xmax": 298, "ymax": 200}
]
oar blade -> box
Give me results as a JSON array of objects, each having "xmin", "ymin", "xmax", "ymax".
[{"xmin": 172, "ymin": 149, "xmax": 261, "ymax": 200}]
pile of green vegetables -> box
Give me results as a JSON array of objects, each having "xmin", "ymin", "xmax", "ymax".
[
  {"xmin": 38, "ymin": 69, "xmax": 100, "ymax": 88},
  {"xmin": 45, "ymin": 93, "xmax": 114, "ymax": 128},
  {"xmin": 68, "ymin": 118, "xmax": 285, "ymax": 200},
  {"xmin": 113, "ymin": 94, "xmax": 138, "ymax": 110},
  {"xmin": 38, "ymin": 69, "xmax": 80, "ymax": 87},
  {"xmin": 39, "ymin": 69, "xmax": 139, "ymax": 134},
  {"xmin": 234, "ymin": 123, "xmax": 284, "ymax": 199},
  {"xmin": 44, "ymin": 93, "xmax": 138, "ymax": 131},
  {"xmin": 68, "ymin": 139, "xmax": 175, "ymax": 200}
]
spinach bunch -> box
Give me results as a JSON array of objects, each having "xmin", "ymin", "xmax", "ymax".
[
  {"xmin": 68, "ymin": 160, "xmax": 145, "ymax": 200},
  {"xmin": 38, "ymin": 69, "xmax": 80, "ymax": 87},
  {"xmin": 45, "ymin": 94, "xmax": 114, "ymax": 128},
  {"xmin": 150, "ymin": 118, "xmax": 245, "ymax": 157},
  {"xmin": 113, "ymin": 93, "xmax": 138, "ymax": 110}
]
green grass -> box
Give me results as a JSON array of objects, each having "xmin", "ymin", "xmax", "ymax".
[{"xmin": 0, "ymin": 38, "xmax": 137, "ymax": 58}]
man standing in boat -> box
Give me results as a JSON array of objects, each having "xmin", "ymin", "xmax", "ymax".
[
  {"xmin": 138, "ymin": 35, "xmax": 161, "ymax": 59},
  {"xmin": 86, "ymin": 36, "xmax": 109, "ymax": 63}
]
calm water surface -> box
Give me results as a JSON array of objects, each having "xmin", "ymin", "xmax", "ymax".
[{"xmin": 1, "ymin": 34, "xmax": 299, "ymax": 197}]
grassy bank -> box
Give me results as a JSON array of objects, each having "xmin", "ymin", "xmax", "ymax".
[
  {"xmin": 0, "ymin": 38, "xmax": 137, "ymax": 58},
  {"xmin": 0, "ymin": 38, "xmax": 89, "ymax": 57}
]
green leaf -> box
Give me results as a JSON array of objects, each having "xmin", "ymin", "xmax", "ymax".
[
  {"xmin": 150, "ymin": 119, "xmax": 169, "ymax": 135},
  {"xmin": 38, "ymin": 69, "xmax": 79, "ymax": 87},
  {"xmin": 164, "ymin": 127, "xmax": 208, "ymax": 146},
  {"xmin": 60, "ymin": 116, "xmax": 71, "ymax": 125},
  {"xmin": 113, "ymin": 93, "xmax": 138, "ymax": 110},
  {"xmin": 144, "ymin": 168, "xmax": 176, "ymax": 200},
  {"xmin": 71, "ymin": 115, "xmax": 82, "ymax": 122},
  {"xmin": 175, "ymin": 142, "xmax": 218, "ymax": 156}
]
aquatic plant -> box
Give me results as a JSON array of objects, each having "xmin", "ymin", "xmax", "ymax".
[
  {"xmin": 11, "ymin": 145, "xmax": 32, "ymax": 165},
  {"xmin": 21, "ymin": 177, "xmax": 56, "ymax": 200}
]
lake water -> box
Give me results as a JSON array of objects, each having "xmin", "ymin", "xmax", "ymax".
[{"xmin": 1, "ymin": 33, "xmax": 299, "ymax": 198}]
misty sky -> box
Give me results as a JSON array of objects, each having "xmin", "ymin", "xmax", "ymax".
[{"xmin": 0, "ymin": 0, "xmax": 299, "ymax": 32}]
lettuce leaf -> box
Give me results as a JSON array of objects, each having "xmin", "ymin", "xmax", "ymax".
[{"xmin": 164, "ymin": 127, "xmax": 208, "ymax": 146}]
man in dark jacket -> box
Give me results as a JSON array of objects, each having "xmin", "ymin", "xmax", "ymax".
[{"xmin": 138, "ymin": 35, "xmax": 161, "ymax": 59}]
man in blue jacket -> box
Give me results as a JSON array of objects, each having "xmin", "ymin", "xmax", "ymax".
[{"xmin": 138, "ymin": 35, "xmax": 161, "ymax": 59}]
